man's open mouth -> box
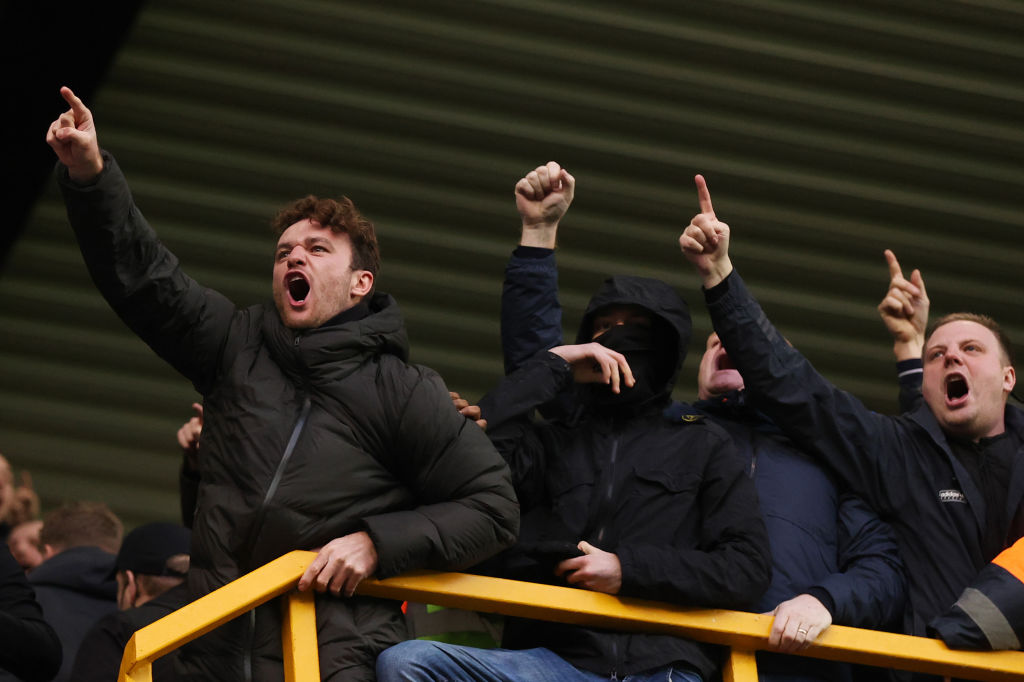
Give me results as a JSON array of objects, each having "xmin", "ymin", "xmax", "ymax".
[
  {"xmin": 945, "ymin": 374, "xmax": 969, "ymax": 403},
  {"xmin": 717, "ymin": 353, "xmax": 736, "ymax": 371},
  {"xmin": 286, "ymin": 273, "xmax": 310, "ymax": 304}
]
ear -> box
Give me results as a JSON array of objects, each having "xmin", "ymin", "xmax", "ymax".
[
  {"xmin": 42, "ymin": 544, "xmax": 57, "ymax": 560},
  {"xmin": 1004, "ymin": 365, "xmax": 1016, "ymax": 394},
  {"xmin": 350, "ymin": 269, "xmax": 373, "ymax": 299},
  {"xmin": 118, "ymin": 570, "xmax": 138, "ymax": 610}
]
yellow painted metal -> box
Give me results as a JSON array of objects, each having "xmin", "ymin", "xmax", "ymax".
[
  {"xmin": 723, "ymin": 649, "xmax": 758, "ymax": 682},
  {"xmin": 115, "ymin": 551, "xmax": 1024, "ymax": 682},
  {"xmin": 357, "ymin": 571, "xmax": 1024, "ymax": 682},
  {"xmin": 282, "ymin": 589, "xmax": 321, "ymax": 682},
  {"xmin": 118, "ymin": 550, "xmax": 317, "ymax": 682}
]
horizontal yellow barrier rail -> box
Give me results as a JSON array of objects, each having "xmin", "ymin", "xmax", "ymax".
[{"xmin": 121, "ymin": 550, "xmax": 1024, "ymax": 682}]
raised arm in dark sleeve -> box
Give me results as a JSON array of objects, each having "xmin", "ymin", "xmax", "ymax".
[{"xmin": 58, "ymin": 152, "xmax": 238, "ymax": 395}]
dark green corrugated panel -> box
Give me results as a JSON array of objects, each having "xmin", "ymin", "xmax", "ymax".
[{"xmin": 2, "ymin": 0, "xmax": 1022, "ymax": 525}]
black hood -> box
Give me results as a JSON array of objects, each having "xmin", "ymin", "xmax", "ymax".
[{"xmin": 575, "ymin": 275, "xmax": 692, "ymax": 398}]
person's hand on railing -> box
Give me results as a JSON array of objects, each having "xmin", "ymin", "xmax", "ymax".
[
  {"xmin": 298, "ymin": 531, "xmax": 379, "ymax": 598},
  {"xmin": 765, "ymin": 593, "xmax": 832, "ymax": 654},
  {"xmin": 554, "ymin": 541, "xmax": 622, "ymax": 595}
]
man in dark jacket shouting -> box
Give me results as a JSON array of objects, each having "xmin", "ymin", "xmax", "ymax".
[
  {"xmin": 377, "ymin": 242, "xmax": 771, "ymax": 677},
  {"xmin": 46, "ymin": 86, "xmax": 519, "ymax": 681},
  {"xmin": 680, "ymin": 175, "xmax": 1024, "ymax": 678}
]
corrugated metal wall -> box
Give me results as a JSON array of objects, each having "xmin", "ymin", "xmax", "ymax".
[{"xmin": 2, "ymin": 0, "xmax": 1022, "ymax": 526}]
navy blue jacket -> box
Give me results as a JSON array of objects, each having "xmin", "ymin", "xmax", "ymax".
[
  {"xmin": 30, "ymin": 547, "xmax": 117, "ymax": 682},
  {"xmin": 704, "ymin": 271, "xmax": 1024, "ymax": 640}
]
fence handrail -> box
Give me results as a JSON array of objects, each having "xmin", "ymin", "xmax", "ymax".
[{"xmin": 119, "ymin": 550, "xmax": 1024, "ymax": 682}]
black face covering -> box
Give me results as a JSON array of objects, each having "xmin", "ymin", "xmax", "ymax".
[{"xmin": 589, "ymin": 323, "xmax": 666, "ymax": 410}]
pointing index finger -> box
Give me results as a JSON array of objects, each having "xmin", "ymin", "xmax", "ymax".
[
  {"xmin": 695, "ymin": 174, "xmax": 715, "ymax": 216},
  {"xmin": 884, "ymin": 249, "xmax": 904, "ymax": 280},
  {"xmin": 60, "ymin": 86, "xmax": 90, "ymax": 122}
]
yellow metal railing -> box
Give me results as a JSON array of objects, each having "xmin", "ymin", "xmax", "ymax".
[{"xmin": 119, "ymin": 550, "xmax": 1024, "ymax": 682}]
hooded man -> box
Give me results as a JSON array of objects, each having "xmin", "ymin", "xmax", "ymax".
[{"xmin": 377, "ymin": 272, "xmax": 771, "ymax": 682}]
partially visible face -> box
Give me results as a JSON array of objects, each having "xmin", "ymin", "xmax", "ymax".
[
  {"xmin": 272, "ymin": 219, "xmax": 373, "ymax": 329},
  {"xmin": 590, "ymin": 305, "xmax": 652, "ymax": 340},
  {"xmin": 922, "ymin": 320, "xmax": 1015, "ymax": 440},
  {"xmin": 7, "ymin": 520, "xmax": 43, "ymax": 572},
  {"xmin": 697, "ymin": 333, "xmax": 744, "ymax": 400},
  {"xmin": 0, "ymin": 455, "xmax": 13, "ymax": 522}
]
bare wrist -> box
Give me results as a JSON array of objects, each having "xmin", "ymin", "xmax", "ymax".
[
  {"xmin": 701, "ymin": 258, "xmax": 734, "ymax": 289},
  {"xmin": 893, "ymin": 340, "xmax": 923, "ymax": 362},
  {"xmin": 519, "ymin": 223, "xmax": 558, "ymax": 249}
]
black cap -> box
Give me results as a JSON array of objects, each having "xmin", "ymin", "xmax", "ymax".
[{"xmin": 114, "ymin": 522, "xmax": 191, "ymax": 577}]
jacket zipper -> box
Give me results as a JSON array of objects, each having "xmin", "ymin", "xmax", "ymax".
[{"xmin": 243, "ymin": 394, "xmax": 312, "ymax": 682}]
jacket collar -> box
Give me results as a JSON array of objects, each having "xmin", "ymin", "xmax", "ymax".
[{"xmin": 263, "ymin": 291, "xmax": 409, "ymax": 386}]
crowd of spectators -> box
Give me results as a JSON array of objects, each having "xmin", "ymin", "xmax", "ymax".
[{"xmin": 3, "ymin": 90, "xmax": 1020, "ymax": 682}]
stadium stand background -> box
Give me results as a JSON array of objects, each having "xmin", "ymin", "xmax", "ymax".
[{"xmin": 2, "ymin": 0, "xmax": 1022, "ymax": 526}]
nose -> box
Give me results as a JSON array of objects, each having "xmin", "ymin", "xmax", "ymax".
[
  {"xmin": 944, "ymin": 349, "xmax": 964, "ymax": 366},
  {"xmin": 287, "ymin": 246, "xmax": 307, "ymax": 267}
]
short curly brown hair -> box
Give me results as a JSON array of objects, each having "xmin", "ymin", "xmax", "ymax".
[{"xmin": 271, "ymin": 195, "xmax": 381, "ymax": 278}]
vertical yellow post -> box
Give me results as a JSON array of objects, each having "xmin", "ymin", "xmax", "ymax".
[
  {"xmin": 723, "ymin": 648, "xmax": 758, "ymax": 682},
  {"xmin": 123, "ymin": 661, "xmax": 153, "ymax": 682},
  {"xmin": 282, "ymin": 589, "xmax": 320, "ymax": 682}
]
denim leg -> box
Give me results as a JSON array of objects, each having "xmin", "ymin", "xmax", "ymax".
[
  {"xmin": 623, "ymin": 667, "xmax": 702, "ymax": 682},
  {"xmin": 376, "ymin": 640, "xmax": 607, "ymax": 682}
]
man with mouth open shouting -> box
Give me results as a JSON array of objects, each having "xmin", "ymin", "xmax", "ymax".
[
  {"xmin": 681, "ymin": 175, "xmax": 1023, "ymax": 679},
  {"xmin": 46, "ymin": 86, "xmax": 518, "ymax": 681}
]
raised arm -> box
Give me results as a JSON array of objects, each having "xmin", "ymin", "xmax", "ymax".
[
  {"xmin": 501, "ymin": 162, "xmax": 575, "ymax": 373},
  {"xmin": 48, "ymin": 88, "xmax": 237, "ymax": 394},
  {"xmin": 878, "ymin": 250, "xmax": 928, "ymax": 412},
  {"xmin": 679, "ymin": 176, "xmax": 910, "ymax": 515}
]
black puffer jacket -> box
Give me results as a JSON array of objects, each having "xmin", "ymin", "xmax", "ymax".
[
  {"xmin": 479, "ymin": 276, "xmax": 771, "ymax": 681},
  {"xmin": 58, "ymin": 154, "xmax": 519, "ymax": 681}
]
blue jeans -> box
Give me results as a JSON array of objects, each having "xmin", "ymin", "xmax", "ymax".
[{"xmin": 376, "ymin": 640, "xmax": 702, "ymax": 682}]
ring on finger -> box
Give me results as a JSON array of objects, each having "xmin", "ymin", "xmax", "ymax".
[{"xmin": 797, "ymin": 628, "xmax": 808, "ymax": 635}]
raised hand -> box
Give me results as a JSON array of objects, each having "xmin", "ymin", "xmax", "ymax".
[
  {"xmin": 549, "ymin": 343, "xmax": 635, "ymax": 394},
  {"xmin": 554, "ymin": 541, "xmax": 621, "ymax": 594},
  {"xmin": 877, "ymin": 249, "xmax": 929, "ymax": 361},
  {"xmin": 45, "ymin": 86, "xmax": 104, "ymax": 183},
  {"xmin": 679, "ymin": 174, "xmax": 733, "ymax": 288},
  {"xmin": 514, "ymin": 161, "xmax": 576, "ymax": 248}
]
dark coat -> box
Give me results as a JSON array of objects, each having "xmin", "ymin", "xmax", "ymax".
[
  {"xmin": 29, "ymin": 546, "xmax": 117, "ymax": 682},
  {"xmin": 705, "ymin": 271, "xmax": 1024, "ymax": 640},
  {"xmin": 70, "ymin": 582, "xmax": 191, "ymax": 682},
  {"xmin": 0, "ymin": 545, "xmax": 62, "ymax": 682},
  {"xmin": 480, "ymin": 275, "xmax": 771, "ymax": 680},
  {"xmin": 58, "ymin": 153, "xmax": 519, "ymax": 681}
]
